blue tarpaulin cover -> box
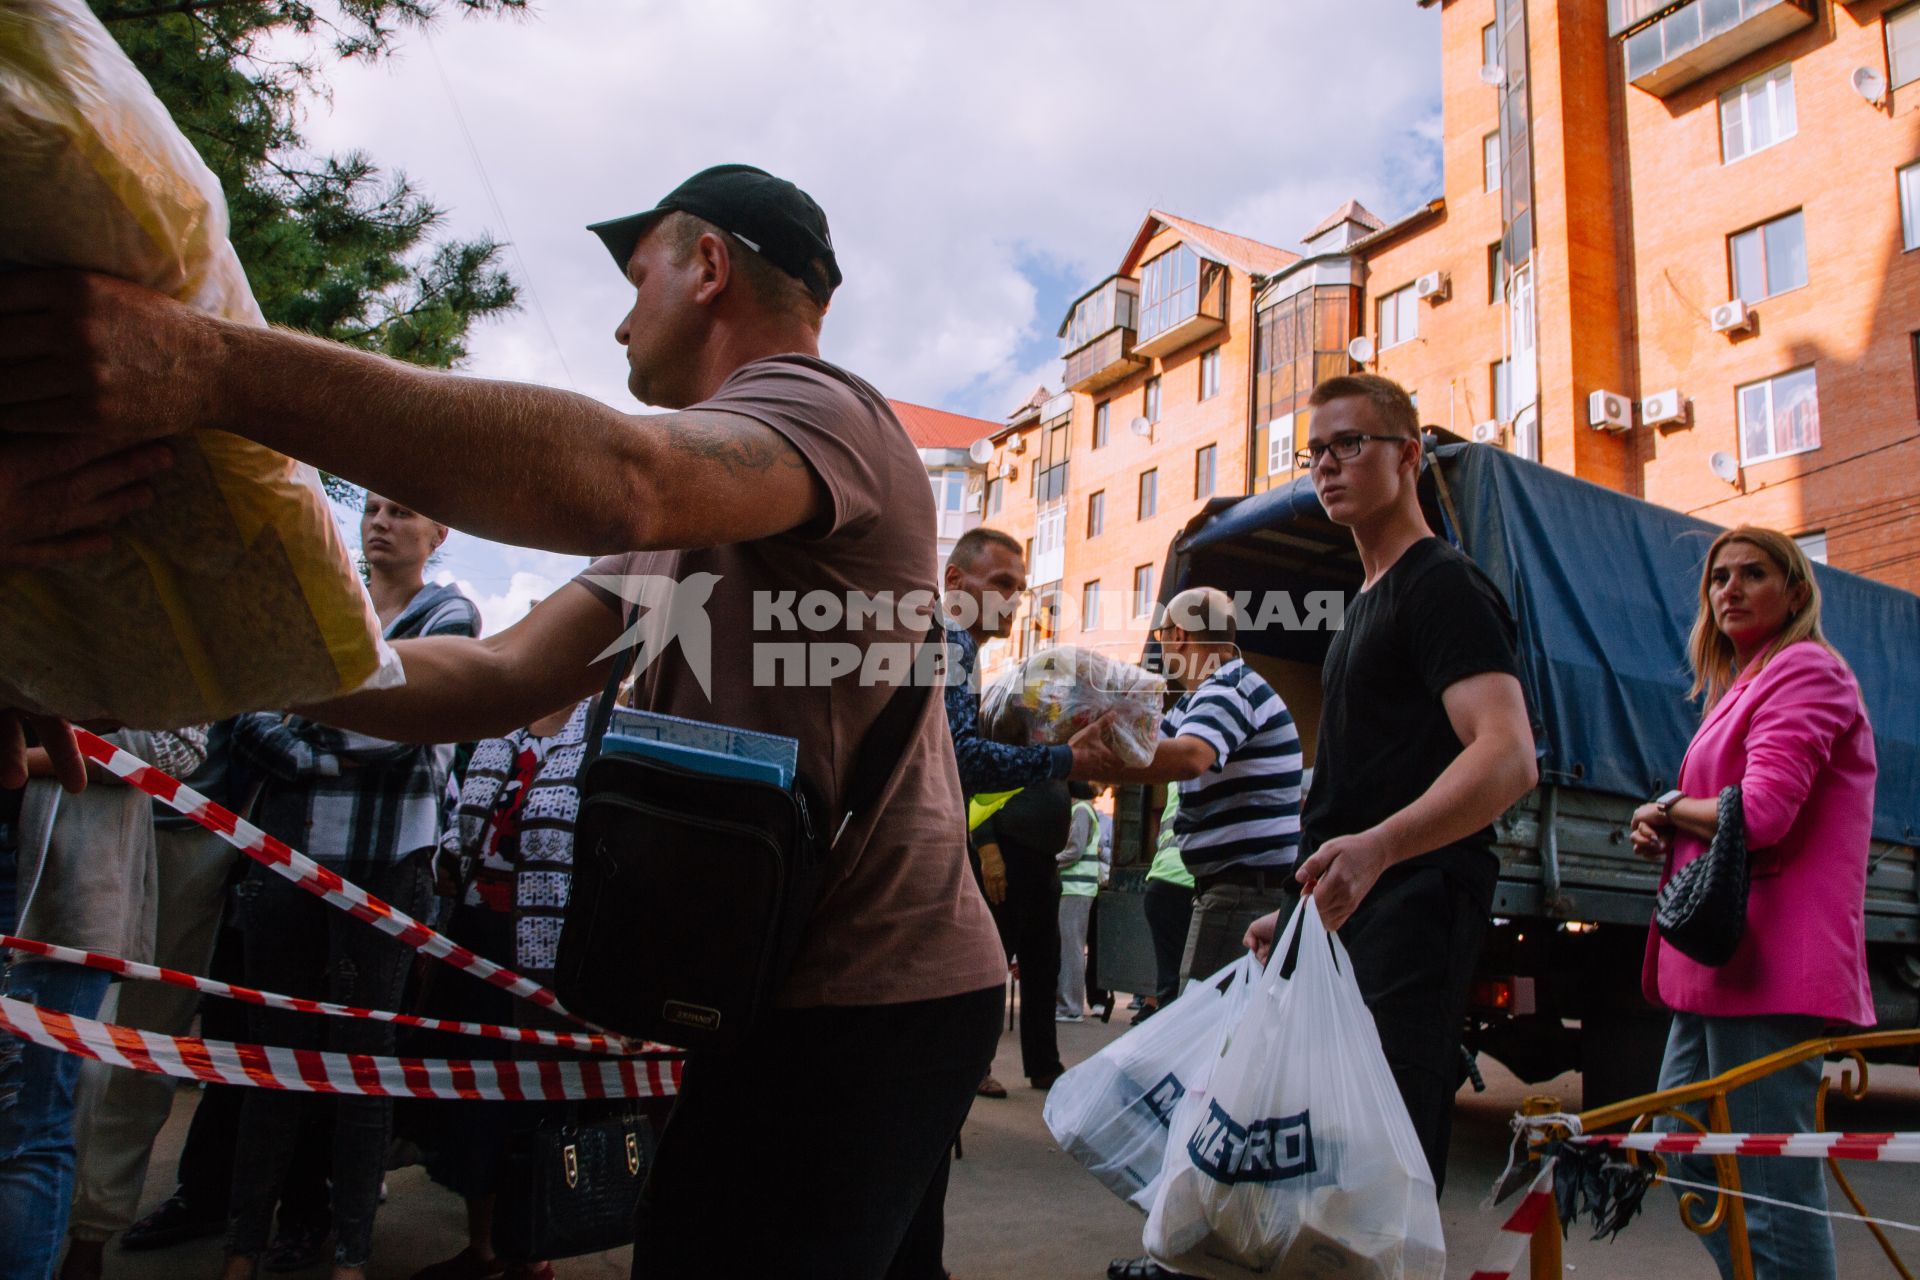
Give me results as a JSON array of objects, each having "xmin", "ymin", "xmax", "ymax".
[{"xmin": 1175, "ymin": 444, "xmax": 1919, "ymax": 845}]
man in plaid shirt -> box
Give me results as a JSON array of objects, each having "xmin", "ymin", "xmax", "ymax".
[{"xmin": 223, "ymin": 494, "xmax": 477, "ymax": 1275}]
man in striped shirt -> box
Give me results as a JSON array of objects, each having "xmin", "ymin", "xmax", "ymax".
[{"xmin": 1091, "ymin": 586, "xmax": 1302, "ymax": 983}]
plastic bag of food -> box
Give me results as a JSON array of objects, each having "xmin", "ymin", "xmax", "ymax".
[
  {"xmin": 0, "ymin": 0, "xmax": 399, "ymax": 727},
  {"xmin": 1044, "ymin": 955, "xmax": 1259, "ymax": 1212},
  {"xmin": 979, "ymin": 645, "xmax": 1166, "ymax": 768},
  {"xmin": 1144, "ymin": 897, "xmax": 1446, "ymax": 1280}
]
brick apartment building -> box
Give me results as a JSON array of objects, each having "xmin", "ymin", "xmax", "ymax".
[{"xmin": 966, "ymin": 0, "xmax": 1920, "ymax": 659}]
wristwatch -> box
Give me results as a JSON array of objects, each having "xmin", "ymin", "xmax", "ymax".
[{"xmin": 1653, "ymin": 788, "xmax": 1685, "ymax": 817}]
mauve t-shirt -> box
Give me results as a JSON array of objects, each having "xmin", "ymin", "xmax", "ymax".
[{"xmin": 577, "ymin": 355, "xmax": 1006, "ymax": 1008}]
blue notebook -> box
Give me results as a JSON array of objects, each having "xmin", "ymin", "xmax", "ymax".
[{"xmin": 602, "ymin": 708, "xmax": 799, "ymax": 789}]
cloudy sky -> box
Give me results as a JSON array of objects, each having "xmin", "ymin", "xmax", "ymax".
[{"xmin": 302, "ymin": 0, "xmax": 1444, "ymax": 632}]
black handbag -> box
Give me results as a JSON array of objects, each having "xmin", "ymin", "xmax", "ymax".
[
  {"xmin": 554, "ymin": 614, "xmax": 934, "ymax": 1053},
  {"xmin": 491, "ymin": 1104, "xmax": 658, "ymax": 1262},
  {"xmin": 1654, "ymin": 785, "xmax": 1748, "ymax": 966}
]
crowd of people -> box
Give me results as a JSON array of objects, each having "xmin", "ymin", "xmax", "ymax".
[{"xmin": 0, "ymin": 162, "xmax": 1883, "ymax": 1280}]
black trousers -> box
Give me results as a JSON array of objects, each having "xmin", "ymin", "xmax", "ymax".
[
  {"xmin": 1340, "ymin": 864, "xmax": 1490, "ymax": 1195},
  {"xmin": 632, "ymin": 985, "xmax": 1002, "ymax": 1280},
  {"xmin": 1140, "ymin": 879, "xmax": 1194, "ymax": 1006},
  {"xmin": 989, "ymin": 850, "xmax": 1063, "ymax": 1080}
]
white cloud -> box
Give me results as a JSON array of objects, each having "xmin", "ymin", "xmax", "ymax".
[{"xmin": 298, "ymin": 0, "xmax": 1440, "ymax": 604}]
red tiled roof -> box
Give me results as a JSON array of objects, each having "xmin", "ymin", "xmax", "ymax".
[
  {"xmin": 889, "ymin": 399, "xmax": 999, "ymax": 450},
  {"xmin": 1119, "ymin": 210, "xmax": 1301, "ymax": 278},
  {"xmin": 1304, "ymin": 199, "xmax": 1387, "ymax": 243}
]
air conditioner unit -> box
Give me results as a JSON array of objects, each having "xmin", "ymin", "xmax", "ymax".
[
  {"xmin": 1588, "ymin": 389, "xmax": 1632, "ymax": 432},
  {"xmin": 1470, "ymin": 420, "xmax": 1505, "ymax": 445},
  {"xmin": 1710, "ymin": 299, "xmax": 1754, "ymax": 334},
  {"xmin": 963, "ymin": 492, "xmax": 982, "ymax": 514},
  {"xmin": 1641, "ymin": 389, "xmax": 1688, "ymax": 428},
  {"xmin": 1007, "ymin": 434, "xmax": 1028, "ymax": 453},
  {"xmin": 996, "ymin": 461, "xmax": 1016, "ymax": 481},
  {"xmin": 1414, "ymin": 271, "xmax": 1451, "ymax": 303}
]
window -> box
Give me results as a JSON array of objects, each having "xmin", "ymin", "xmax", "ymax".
[
  {"xmin": 1720, "ymin": 64, "xmax": 1795, "ymax": 163},
  {"xmin": 1144, "ymin": 376, "xmax": 1162, "ymax": 424},
  {"xmin": 1199, "ymin": 347, "xmax": 1221, "ymax": 400},
  {"xmin": 1730, "ymin": 211, "xmax": 1807, "ymax": 303},
  {"xmin": 1094, "ymin": 400, "xmax": 1110, "ymax": 448},
  {"xmin": 1194, "ymin": 445, "xmax": 1217, "ymax": 498},
  {"xmin": 1139, "ymin": 245, "xmax": 1202, "ymax": 344},
  {"xmin": 1492, "ymin": 359, "xmax": 1512, "ymax": 423},
  {"xmin": 1087, "ymin": 490, "xmax": 1105, "ymax": 537},
  {"xmin": 1488, "ymin": 241, "xmax": 1506, "ymax": 304},
  {"xmin": 1901, "ymin": 163, "xmax": 1920, "ymax": 252},
  {"xmin": 1794, "ymin": 530, "xmax": 1828, "ymax": 564},
  {"xmin": 1483, "ymin": 131, "xmax": 1502, "ymax": 193},
  {"xmin": 1737, "ymin": 366, "xmax": 1820, "ymax": 464},
  {"xmin": 929, "ymin": 469, "xmax": 968, "ymax": 541},
  {"xmin": 1138, "ymin": 469, "xmax": 1159, "ymax": 519},
  {"xmin": 1083, "ymin": 580, "xmax": 1102, "ymax": 628},
  {"xmin": 1132, "ymin": 565, "xmax": 1154, "ymax": 618},
  {"xmin": 1377, "ymin": 284, "xmax": 1418, "ymax": 349},
  {"xmin": 1265, "ymin": 415, "xmax": 1293, "ymax": 474},
  {"xmin": 1890, "ymin": 3, "xmax": 1920, "ymax": 90},
  {"xmin": 1482, "ymin": 20, "xmax": 1499, "ymax": 72},
  {"xmin": 985, "ymin": 476, "xmax": 1004, "ymax": 516}
]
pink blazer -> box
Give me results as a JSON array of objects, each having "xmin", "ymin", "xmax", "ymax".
[{"xmin": 1642, "ymin": 641, "xmax": 1877, "ymax": 1026}]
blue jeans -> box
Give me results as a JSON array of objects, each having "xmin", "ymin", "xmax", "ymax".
[
  {"xmin": 0, "ymin": 958, "xmax": 114, "ymax": 1280},
  {"xmin": 1656, "ymin": 1011, "xmax": 1836, "ymax": 1280}
]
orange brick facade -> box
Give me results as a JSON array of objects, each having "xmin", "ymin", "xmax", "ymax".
[{"xmin": 964, "ymin": 0, "xmax": 1920, "ymax": 633}]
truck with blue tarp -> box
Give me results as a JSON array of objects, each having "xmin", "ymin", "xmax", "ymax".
[{"xmin": 1098, "ymin": 440, "xmax": 1919, "ymax": 1106}]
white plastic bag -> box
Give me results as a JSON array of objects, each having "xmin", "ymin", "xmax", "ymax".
[
  {"xmin": 1044, "ymin": 955, "xmax": 1259, "ymax": 1212},
  {"xmin": 978, "ymin": 644, "xmax": 1167, "ymax": 767},
  {"xmin": 1144, "ymin": 898, "xmax": 1446, "ymax": 1280}
]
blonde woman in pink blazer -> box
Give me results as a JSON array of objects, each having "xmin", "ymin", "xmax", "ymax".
[{"xmin": 1630, "ymin": 526, "xmax": 1876, "ymax": 1280}]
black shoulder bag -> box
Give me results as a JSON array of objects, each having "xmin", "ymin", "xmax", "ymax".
[
  {"xmin": 553, "ymin": 612, "xmax": 933, "ymax": 1053},
  {"xmin": 1653, "ymin": 785, "xmax": 1748, "ymax": 967}
]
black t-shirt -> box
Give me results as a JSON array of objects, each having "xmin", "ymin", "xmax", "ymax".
[{"xmin": 1301, "ymin": 537, "xmax": 1523, "ymax": 896}]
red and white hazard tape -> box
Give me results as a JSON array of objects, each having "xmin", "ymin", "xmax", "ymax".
[
  {"xmin": 1466, "ymin": 1160, "xmax": 1555, "ymax": 1280},
  {"xmin": 0, "ymin": 934, "xmax": 636, "ymax": 1057},
  {"xmin": 0, "ymin": 995, "xmax": 680, "ymax": 1102},
  {"xmin": 1576, "ymin": 1131, "xmax": 1920, "ymax": 1162},
  {"xmin": 71, "ymin": 729, "xmax": 587, "ymax": 1027}
]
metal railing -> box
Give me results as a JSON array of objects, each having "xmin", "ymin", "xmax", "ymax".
[{"xmin": 1518, "ymin": 1028, "xmax": 1920, "ymax": 1280}]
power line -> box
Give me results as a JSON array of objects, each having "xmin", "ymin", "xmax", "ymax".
[{"xmin": 420, "ymin": 28, "xmax": 579, "ymax": 393}]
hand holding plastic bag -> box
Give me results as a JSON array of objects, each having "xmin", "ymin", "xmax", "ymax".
[
  {"xmin": 1044, "ymin": 955, "xmax": 1259, "ymax": 1212},
  {"xmin": 0, "ymin": 0, "xmax": 398, "ymax": 727},
  {"xmin": 1145, "ymin": 897, "xmax": 1446, "ymax": 1280},
  {"xmin": 979, "ymin": 645, "xmax": 1166, "ymax": 768}
]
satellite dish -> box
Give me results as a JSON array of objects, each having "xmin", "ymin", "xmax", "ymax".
[
  {"xmin": 1709, "ymin": 451, "xmax": 1739, "ymax": 484},
  {"xmin": 1129, "ymin": 415, "xmax": 1153, "ymax": 438},
  {"xmin": 1479, "ymin": 63, "xmax": 1505, "ymax": 87},
  {"xmin": 967, "ymin": 437, "xmax": 994, "ymax": 465},
  {"xmin": 1347, "ymin": 335, "xmax": 1376, "ymax": 364},
  {"xmin": 1853, "ymin": 66, "xmax": 1887, "ymax": 107}
]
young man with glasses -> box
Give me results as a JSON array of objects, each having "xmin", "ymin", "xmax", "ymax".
[{"xmin": 1252, "ymin": 373, "xmax": 1536, "ymax": 1194}]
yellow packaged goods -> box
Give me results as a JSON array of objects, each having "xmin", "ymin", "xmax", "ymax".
[
  {"xmin": 979, "ymin": 645, "xmax": 1166, "ymax": 768},
  {"xmin": 0, "ymin": 0, "xmax": 398, "ymax": 727}
]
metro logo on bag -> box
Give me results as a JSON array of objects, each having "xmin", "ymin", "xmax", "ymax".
[
  {"xmin": 1187, "ymin": 1101, "xmax": 1316, "ymax": 1185},
  {"xmin": 1141, "ymin": 1072, "xmax": 1187, "ymax": 1127}
]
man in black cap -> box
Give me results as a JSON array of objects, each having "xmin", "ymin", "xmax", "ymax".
[{"xmin": 0, "ymin": 165, "xmax": 1056, "ymax": 1279}]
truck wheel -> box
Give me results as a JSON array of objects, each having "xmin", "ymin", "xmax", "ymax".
[{"xmin": 1580, "ymin": 1009, "xmax": 1671, "ymax": 1110}]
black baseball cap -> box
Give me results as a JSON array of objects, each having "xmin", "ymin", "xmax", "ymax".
[{"xmin": 588, "ymin": 164, "xmax": 842, "ymax": 306}]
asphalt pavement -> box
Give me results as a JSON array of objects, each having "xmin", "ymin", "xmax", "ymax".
[{"xmin": 93, "ymin": 1005, "xmax": 1920, "ymax": 1279}]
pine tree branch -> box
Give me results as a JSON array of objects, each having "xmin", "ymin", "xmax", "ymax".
[{"xmin": 97, "ymin": 0, "xmax": 261, "ymax": 23}]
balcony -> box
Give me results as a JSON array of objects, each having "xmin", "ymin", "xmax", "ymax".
[
  {"xmin": 1133, "ymin": 246, "xmax": 1228, "ymax": 360},
  {"xmin": 1059, "ymin": 276, "xmax": 1146, "ymax": 394},
  {"xmin": 1622, "ymin": 0, "xmax": 1814, "ymax": 97}
]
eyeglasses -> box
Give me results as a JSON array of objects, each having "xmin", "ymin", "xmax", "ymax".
[{"xmin": 1294, "ymin": 433, "xmax": 1409, "ymax": 470}]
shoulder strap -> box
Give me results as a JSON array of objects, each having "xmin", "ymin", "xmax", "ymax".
[{"xmin": 584, "ymin": 602, "xmax": 934, "ymax": 847}]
